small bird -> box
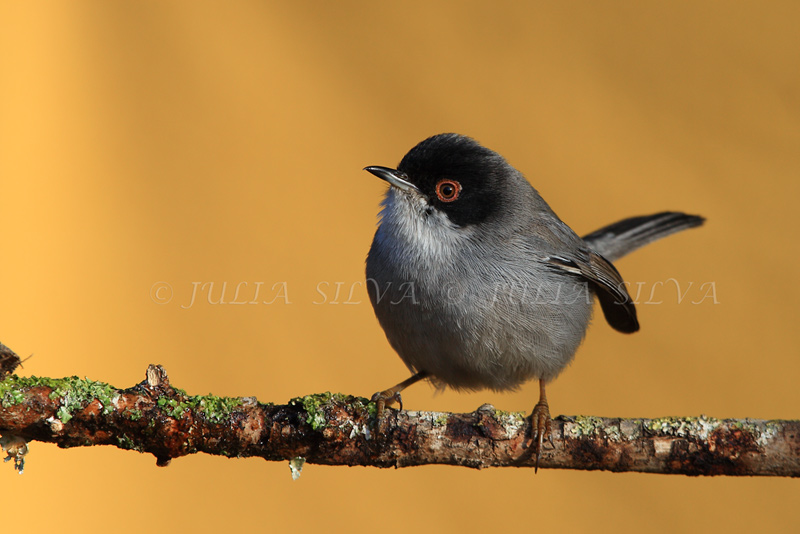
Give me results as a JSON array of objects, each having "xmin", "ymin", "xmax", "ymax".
[{"xmin": 364, "ymin": 133, "xmax": 703, "ymax": 469}]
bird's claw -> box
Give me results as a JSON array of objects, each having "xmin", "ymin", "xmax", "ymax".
[
  {"xmin": 369, "ymin": 372, "xmax": 428, "ymax": 434},
  {"xmin": 370, "ymin": 390, "xmax": 403, "ymax": 414},
  {"xmin": 370, "ymin": 390, "xmax": 404, "ymax": 434}
]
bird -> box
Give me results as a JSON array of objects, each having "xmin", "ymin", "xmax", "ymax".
[{"xmin": 363, "ymin": 133, "xmax": 704, "ymax": 469}]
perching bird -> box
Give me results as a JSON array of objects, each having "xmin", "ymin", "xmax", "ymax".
[{"xmin": 364, "ymin": 133, "xmax": 704, "ymax": 469}]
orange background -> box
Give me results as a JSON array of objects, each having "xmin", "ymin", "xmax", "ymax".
[{"xmin": 1, "ymin": 2, "xmax": 798, "ymax": 532}]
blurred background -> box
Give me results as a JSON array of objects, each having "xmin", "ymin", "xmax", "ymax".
[{"xmin": 1, "ymin": 1, "xmax": 798, "ymax": 532}]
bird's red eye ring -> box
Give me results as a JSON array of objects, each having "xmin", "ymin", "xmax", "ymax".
[{"xmin": 435, "ymin": 180, "xmax": 461, "ymax": 202}]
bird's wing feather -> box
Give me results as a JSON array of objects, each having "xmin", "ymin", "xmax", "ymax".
[{"xmin": 545, "ymin": 252, "xmax": 639, "ymax": 333}]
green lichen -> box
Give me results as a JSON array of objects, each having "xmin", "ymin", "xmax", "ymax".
[
  {"xmin": 116, "ymin": 434, "xmax": 140, "ymax": 451},
  {"xmin": 730, "ymin": 418, "xmax": 763, "ymax": 435},
  {"xmin": 488, "ymin": 409, "xmax": 526, "ymax": 436},
  {"xmin": 289, "ymin": 392, "xmax": 366, "ymax": 431},
  {"xmin": 0, "ymin": 386, "xmax": 26, "ymax": 407},
  {"xmin": 290, "ymin": 392, "xmax": 339, "ymax": 430},
  {"xmin": 49, "ymin": 376, "xmax": 118, "ymax": 423},
  {"xmin": 493, "ymin": 409, "xmax": 525, "ymax": 424},
  {"xmin": 0, "ymin": 375, "xmax": 118, "ymax": 423},
  {"xmin": 153, "ymin": 393, "xmax": 244, "ymax": 422},
  {"xmin": 604, "ymin": 424, "xmax": 622, "ymax": 441},
  {"xmin": 361, "ymin": 397, "xmax": 378, "ymax": 419},
  {"xmin": 193, "ymin": 395, "xmax": 243, "ymax": 424},
  {"xmin": 644, "ymin": 415, "xmax": 721, "ymax": 439},
  {"xmin": 0, "ymin": 376, "xmax": 55, "ymax": 406},
  {"xmin": 348, "ymin": 395, "xmax": 374, "ymax": 414},
  {"xmin": 564, "ymin": 416, "xmax": 623, "ymax": 441},
  {"xmin": 569, "ymin": 415, "xmax": 607, "ymax": 438},
  {"xmin": 157, "ymin": 396, "xmax": 190, "ymax": 418},
  {"xmin": 434, "ymin": 413, "xmax": 449, "ymax": 426},
  {"xmin": 758, "ymin": 420, "xmax": 782, "ymax": 447}
]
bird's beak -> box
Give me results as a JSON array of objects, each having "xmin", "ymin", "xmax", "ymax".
[{"xmin": 363, "ymin": 166, "xmax": 419, "ymax": 193}]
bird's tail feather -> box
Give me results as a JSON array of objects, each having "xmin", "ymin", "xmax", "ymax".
[{"xmin": 582, "ymin": 212, "xmax": 705, "ymax": 262}]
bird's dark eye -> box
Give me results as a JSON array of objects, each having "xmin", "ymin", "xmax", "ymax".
[{"xmin": 435, "ymin": 180, "xmax": 461, "ymax": 202}]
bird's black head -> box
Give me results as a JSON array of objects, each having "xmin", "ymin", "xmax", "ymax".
[{"xmin": 366, "ymin": 134, "xmax": 514, "ymax": 228}]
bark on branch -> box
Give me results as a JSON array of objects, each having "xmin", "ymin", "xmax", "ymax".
[{"xmin": 1, "ymin": 364, "xmax": 798, "ymax": 477}]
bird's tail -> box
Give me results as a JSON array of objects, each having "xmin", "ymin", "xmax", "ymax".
[{"xmin": 582, "ymin": 212, "xmax": 705, "ymax": 262}]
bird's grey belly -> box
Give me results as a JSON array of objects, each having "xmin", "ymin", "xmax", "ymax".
[{"xmin": 368, "ymin": 266, "xmax": 594, "ymax": 391}]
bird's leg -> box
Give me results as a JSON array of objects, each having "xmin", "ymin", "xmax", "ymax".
[
  {"xmin": 371, "ymin": 371, "xmax": 429, "ymax": 423},
  {"xmin": 531, "ymin": 378, "xmax": 553, "ymax": 473}
]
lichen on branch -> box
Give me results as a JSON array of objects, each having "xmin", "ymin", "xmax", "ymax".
[{"xmin": 1, "ymin": 365, "xmax": 799, "ymax": 477}]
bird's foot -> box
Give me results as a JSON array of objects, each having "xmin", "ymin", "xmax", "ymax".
[
  {"xmin": 370, "ymin": 389, "xmax": 403, "ymax": 434},
  {"xmin": 531, "ymin": 399, "xmax": 553, "ymax": 473},
  {"xmin": 369, "ymin": 372, "xmax": 428, "ymax": 434},
  {"xmin": 370, "ymin": 389, "xmax": 404, "ymax": 418}
]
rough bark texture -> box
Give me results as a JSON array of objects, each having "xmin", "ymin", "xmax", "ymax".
[{"xmin": 1, "ymin": 365, "xmax": 798, "ymax": 477}]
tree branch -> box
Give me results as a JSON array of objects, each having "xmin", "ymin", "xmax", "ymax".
[{"xmin": 1, "ymin": 364, "xmax": 798, "ymax": 477}]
